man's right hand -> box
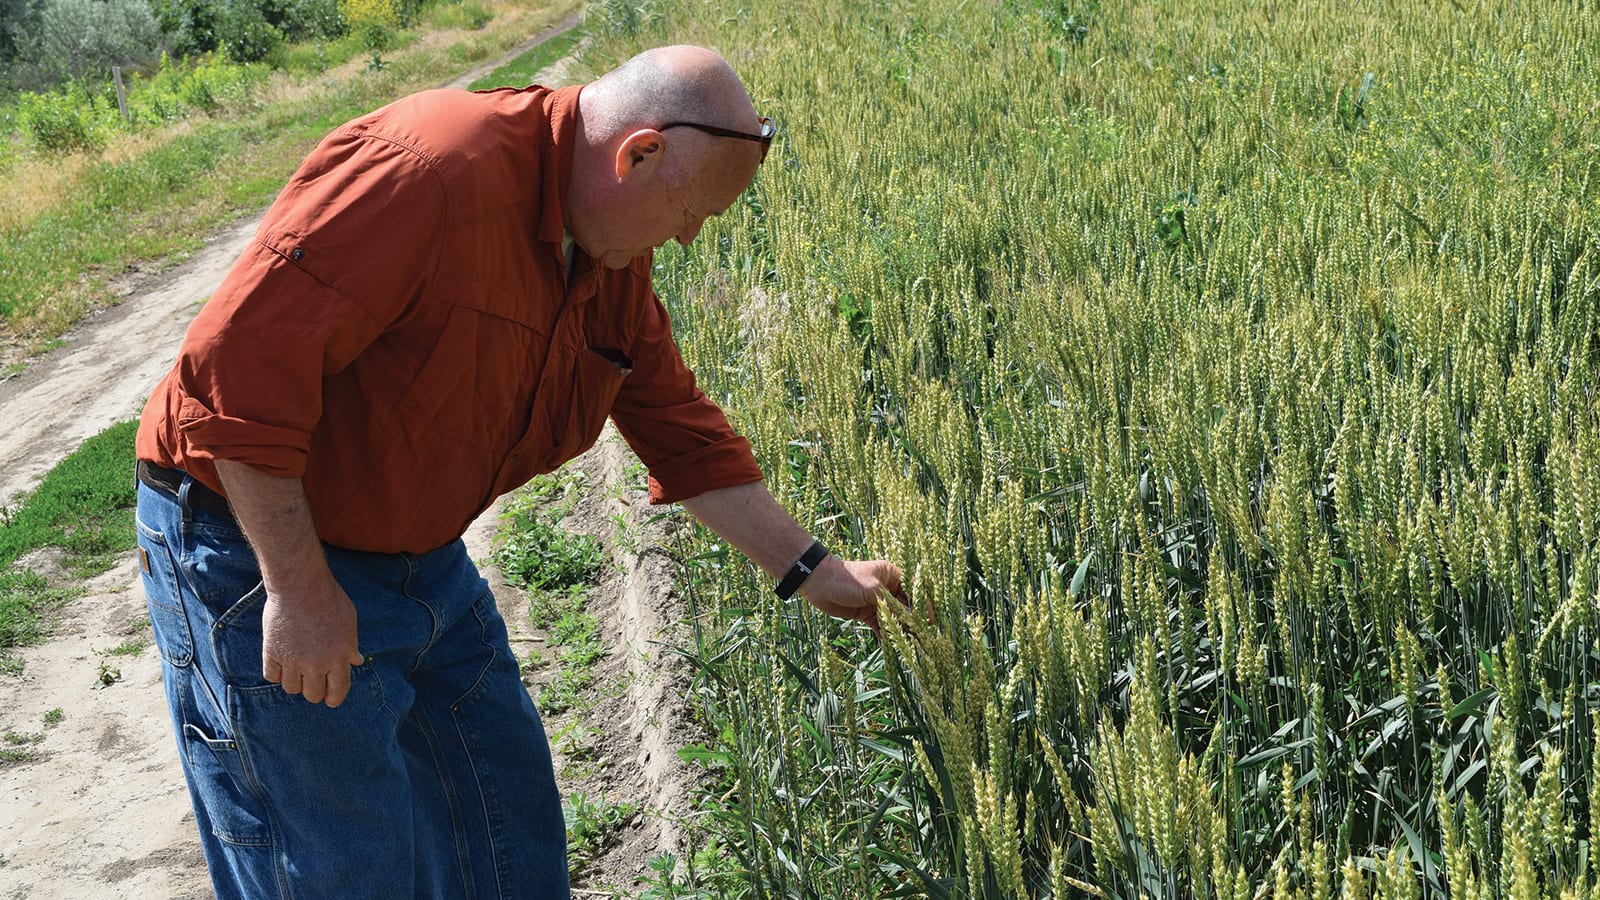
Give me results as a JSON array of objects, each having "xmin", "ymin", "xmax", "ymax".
[
  {"xmin": 213, "ymin": 459, "xmax": 365, "ymax": 708},
  {"xmin": 261, "ymin": 576, "xmax": 365, "ymax": 707}
]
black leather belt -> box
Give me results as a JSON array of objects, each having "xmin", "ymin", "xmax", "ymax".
[{"xmin": 136, "ymin": 460, "xmax": 235, "ymax": 521}]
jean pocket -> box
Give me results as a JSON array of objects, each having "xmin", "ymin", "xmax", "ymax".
[
  {"xmin": 210, "ymin": 582, "xmax": 271, "ymax": 687},
  {"xmin": 178, "ymin": 518, "xmax": 261, "ymax": 612},
  {"xmin": 137, "ymin": 517, "xmax": 194, "ymax": 668},
  {"xmin": 181, "ymin": 720, "xmax": 273, "ymax": 847}
]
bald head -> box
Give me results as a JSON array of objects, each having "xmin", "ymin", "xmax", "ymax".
[
  {"xmin": 581, "ymin": 45, "xmax": 757, "ymax": 142},
  {"xmin": 565, "ymin": 45, "xmax": 768, "ymax": 270}
]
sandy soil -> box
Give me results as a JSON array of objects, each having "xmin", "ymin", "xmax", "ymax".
[{"xmin": 0, "ymin": 23, "xmax": 705, "ymax": 899}]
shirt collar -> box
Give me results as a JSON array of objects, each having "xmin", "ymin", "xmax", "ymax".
[{"xmin": 537, "ymin": 84, "xmax": 584, "ymax": 248}]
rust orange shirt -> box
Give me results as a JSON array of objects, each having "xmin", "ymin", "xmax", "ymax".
[{"xmin": 136, "ymin": 84, "xmax": 763, "ymax": 553}]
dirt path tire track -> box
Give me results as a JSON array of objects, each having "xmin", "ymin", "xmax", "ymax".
[{"xmin": 0, "ymin": 20, "xmax": 718, "ymax": 899}]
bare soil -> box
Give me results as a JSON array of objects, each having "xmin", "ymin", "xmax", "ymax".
[{"xmin": 0, "ymin": 25, "xmax": 707, "ymax": 899}]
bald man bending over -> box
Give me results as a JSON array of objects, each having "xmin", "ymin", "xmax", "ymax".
[{"xmin": 133, "ymin": 45, "xmax": 905, "ymax": 899}]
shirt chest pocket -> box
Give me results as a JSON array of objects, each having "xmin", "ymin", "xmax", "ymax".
[
  {"xmin": 526, "ymin": 342, "xmax": 630, "ymax": 473},
  {"xmin": 396, "ymin": 287, "xmax": 548, "ymax": 449}
]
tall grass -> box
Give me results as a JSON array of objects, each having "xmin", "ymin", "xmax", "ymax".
[{"xmin": 582, "ymin": 0, "xmax": 1600, "ymax": 895}]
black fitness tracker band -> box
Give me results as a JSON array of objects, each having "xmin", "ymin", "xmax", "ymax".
[{"xmin": 775, "ymin": 541, "xmax": 829, "ymax": 600}]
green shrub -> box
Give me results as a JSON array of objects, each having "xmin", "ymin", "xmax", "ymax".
[
  {"xmin": 126, "ymin": 52, "xmax": 189, "ymax": 121},
  {"xmin": 212, "ymin": 0, "xmax": 282, "ymax": 63},
  {"xmin": 15, "ymin": 83, "xmax": 108, "ymax": 151},
  {"xmin": 261, "ymin": 0, "xmax": 343, "ymax": 41},
  {"xmin": 150, "ymin": 0, "xmax": 219, "ymax": 58},
  {"xmin": 151, "ymin": 0, "xmax": 312, "ymax": 61}
]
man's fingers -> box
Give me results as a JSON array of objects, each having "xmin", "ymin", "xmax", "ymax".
[
  {"xmin": 880, "ymin": 565, "xmax": 909, "ymax": 605},
  {"xmin": 263, "ymin": 654, "xmax": 283, "ymax": 684},
  {"xmin": 279, "ymin": 667, "xmax": 304, "ymax": 696},
  {"xmin": 323, "ymin": 665, "xmax": 353, "ymax": 708},
  {"xmin": 300, "ymin": 672, "xmax": 328, "ymax": 705}
]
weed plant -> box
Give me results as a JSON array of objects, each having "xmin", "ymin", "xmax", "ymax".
[
  {"xmin": 492, "ymin": 470, "xmax": 605, "ymax": 599},
  {"xmin": 587, "ymin": 0, "xmax": 1600, "ymax": 895}
]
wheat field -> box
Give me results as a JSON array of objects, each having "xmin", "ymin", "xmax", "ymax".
[{"xmin": 587, "ymin": 0, "xmax": 1600, "ymax": 895}]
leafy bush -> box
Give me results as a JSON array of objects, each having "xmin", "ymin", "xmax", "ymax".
[
  {"xmin": 15, "ymin": 82, "xmax": 110, "ymax": 151},
  {"xmin": 260, "ymin": 0, "xmax": 342, "ymax": 41},
  {"xmin": 149, "ymin": 0, "xmax": 218, "ymax": 58},
  {"xmin": 212, "ymin": 0, "xmax": 281, "ymax": 63},
  {"xmin": 0, "ymin": 0, "xmax": 43, "ymax": 72},
  {"xmin": 152, "ymin": 0, "xmax": 335, "ymax": 61},
  {"xmin": 129, "ymin": 52, "xmax": 263, "ymax": 116},
  {"xmin": 338, "ymin": 0, "xmax": 398, "ymax": 51}
]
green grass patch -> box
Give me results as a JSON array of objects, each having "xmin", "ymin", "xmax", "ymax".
[
  {"xmin": 0, "ymin": 570, "xmax": 72, "ymax": 651},
  {"xmin": 102, "ymin": 636, "xmax": 149, "ymax": 657},
  {"xmin": 0, "ymin": 420, "xmax": 138, "ymax": 576},
  {"xmin": 0, "ymin": 419, "xmax": 137, "ymax": 660},
  {"xmin": 429, "ymin": 1, "xmax": 496, "ymax": 33},
  {"xmin": 467, "ymin": 26, "xmax": 585, "ymax": 90}
]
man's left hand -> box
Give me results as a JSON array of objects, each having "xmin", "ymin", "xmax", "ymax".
[{"xmin": 798, "ymin": 556, "xmax": 907, "ymax": 636}]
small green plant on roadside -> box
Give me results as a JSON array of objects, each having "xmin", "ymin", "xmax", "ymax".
[
  {"xmin": 95, "ymin": 661, "xmax": 121, "ymax": 687},
  {"xmin": 639, "ymin": 840, "xmax": 744, "ymax": 900},
  {"xmin": 552, "ymin": 720, "xmax": 597, "ymax": 759},
  {"xmin": 564, "ymin": 790, "xmax": 637, "ymax": 874},
  {"xmin": 42, "ymin": 707, "xmax": 64, "ymax": 726},
  {"xmin": 518, "ymin": 647, "xmax": 546, "ymax": 681},
  {"xmin": 531, "ymin": 584, "xmax": 605, "ymax": 715},
  {"xmin": 102, "ymin": 637, "xmax": 148, "ymax": 657},
  {"xmin": 1, "ymin": 733, "xmax": 43, "ymax": 764},
  {"xmin": 608, "ymin": 510, "xmax": 639, "ymax": 555},
  {"xmin": 493, "ymin": 473, "xmax": 605, "ymax": 597}
]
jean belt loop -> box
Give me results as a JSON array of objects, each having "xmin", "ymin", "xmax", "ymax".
[{"xmin": 176, "ymin": 476, "xmax": 195, "ymax": 524}]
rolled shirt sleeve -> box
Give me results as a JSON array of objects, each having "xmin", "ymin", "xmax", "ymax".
[
  {"xmin": 610, "ymin": 291, "xmax": 764, "ymax": 504},
  {"xmin": 172, "ymin": 130, "xmax": 446, "ymax": 477}
]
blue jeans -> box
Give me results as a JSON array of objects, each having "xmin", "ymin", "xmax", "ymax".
[{"xmin": 135, "ymin": 478, "xmax": 570, "ymax": 899}]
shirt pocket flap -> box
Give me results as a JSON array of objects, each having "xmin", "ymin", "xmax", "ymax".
[{"xmin": 437, "ymin": 279, "xmax": 551, "ymax": 332}]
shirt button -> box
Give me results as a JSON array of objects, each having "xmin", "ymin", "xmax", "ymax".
[{"xmin": 290, "ymin": 248, "xmax": 304, "ymax": 261}]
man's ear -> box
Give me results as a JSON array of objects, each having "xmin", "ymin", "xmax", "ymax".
[{"xmin": 614, "ymin": 128, "xmax": 665, "ymax": 180}]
